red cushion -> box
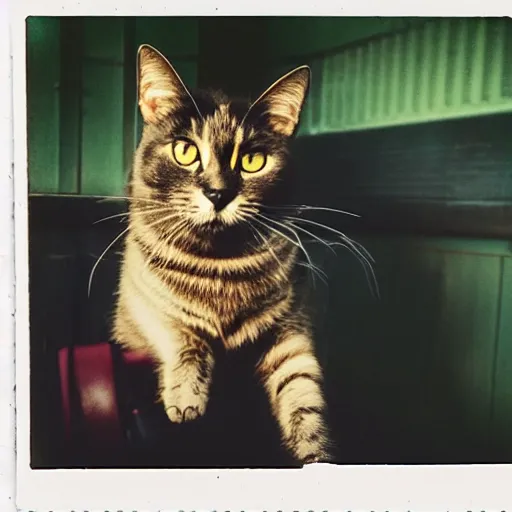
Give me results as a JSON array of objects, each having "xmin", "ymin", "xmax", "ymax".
[{"xmin": 58, "ymin": 343, "xmax": 154, "ymax": 449}]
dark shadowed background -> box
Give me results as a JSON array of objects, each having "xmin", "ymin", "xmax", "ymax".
[{"xmin": 27, "ymin": 16, "xmax": 512, "ymax": 467}]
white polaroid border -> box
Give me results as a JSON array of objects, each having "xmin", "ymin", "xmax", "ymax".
[
  {"xmin": 1, "ymin": 0, "xmax": 15, "ymax": 511},
  {"xmin": 10, "ymin": 0, "xmax": 512, "ymax": 511}
]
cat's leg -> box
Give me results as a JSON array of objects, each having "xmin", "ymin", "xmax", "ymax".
[
  {"xmin": 115, "ymin": 300, "xmax": 214, "ymax": 423},
  {"xmin": 158, "ymin": 329, "xmax": 215, "ymax": 423},
  {"xmin": 257, "ymin": 331, "xmax": 332, "ymax": 464}
]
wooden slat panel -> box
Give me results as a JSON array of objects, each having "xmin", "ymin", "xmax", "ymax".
[
  {"xmin": 81, "ymin": 62, "xmax": 125, "ymax": 196},
  {"xmin": 26, "ymin": 17, "xmax": 61, "ymax": 194},
  {"xmin": 486, "ymin": 18, "xmax": 506, "ymax": 103},
  {"xmin": 403, "ymin": 26, "xmax": 418, "ymax": 115},
  {"xmin": 418, "ymin": 22, "xmax": 434, "ymax": 114},
  {"xmin": 79, "ymin": 21, "xmax": 201, "ymax": 192},
  {"xmin": 135, "ymin": 17, "xmax": 198, "ymax": 57},
  {"xmin": 469, "ymin": 19, "xmax": 487, "ymax": 106},
  {"xmin": 83, "ymin": 17, "xmax": 125, "ymax": 62},
  {"xmin": 80, "ymin": 18, "xmax": 126, "ymax": 196},
  {"xmin": 293, "ymin": 115, "xmax": 512, "ymax": 206},
  {"xmin": 296, "ymin": 18, "xmax": 512, "ymax": 135},
  {"xmin": 322, "ymin": 236, "xmax": 502, "ymax": 462},
  {"xmin": 432, "ymin": 18, "xmax": 450, "ymax": 111},
  {"xmin": 435, "ymin": 252, "xmax": 500, "ymax": 437},
  {"xmin": 491, "ymin": 256, "xmax": 512, "ymax": 459},
  {"xmin": 58, "ymin": 18, "xmax": 83, "ymax": 194},
  {"xmin": 265, "ymin": 17, "xmax": 423, "ymax": 58},
  {"xmin": 122, "ymin": 19, "xmax": 137, "ymax": 188}
]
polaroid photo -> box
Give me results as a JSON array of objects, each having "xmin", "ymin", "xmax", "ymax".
[{"xmin": 9, "ymin": 0, "xmax": 512, "ymax": 510}]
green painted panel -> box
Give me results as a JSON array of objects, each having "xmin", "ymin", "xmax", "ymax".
[
  {"xmin": 435, "ymin": 252, "xmax": 500, "ymax": 429},
  {"xmin": 491, "ymin": 256, "xmax": 512, "ymax": 455},
  {"xmin": 294, "ymin": 18, "xmax": 512, "ymax": 135},
  {"xmin": 135, "ymin": 17, "xmax": 198, "ymax": 57},
  {"xmin": 26, "ymin": 17, "xmax": 61, "ymax": 194},
  {"xmin": 58, "ymin": 18, "xmax": 83, "ymax": 194},
  {"xmin": 416, "ymin": 238, "xmax": 512, "ymax": 257},
  {"xmin": 83, "ymin": 17, "xmax": 125, "ymax": 61},
  {"xmin": 81, "ymin": 62, "xmax": 125, "ymax": 196},
  {"xmin": 80, "ymin": 17, "xmax": 127, "ymax": 195},
  {"xmin": 176, "ymin": 58, "xmax": 198, "ymax": 86},
  {"xmin": 293, "ymin": 115, "xmax": 512, "ymax": 207},
  {"xmin": 265, "ymin": 17, "xmax": 423, "ymax": 58},
  {"xmin": 321, "ymin": 235, "xmax": 503, "ymax": 459}
]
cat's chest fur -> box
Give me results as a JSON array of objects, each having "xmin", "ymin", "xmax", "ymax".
[{"xmin": 117, "ymin": 231, "xmax": 297, "ymax": 352}]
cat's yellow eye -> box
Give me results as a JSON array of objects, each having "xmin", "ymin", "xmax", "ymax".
[
  {"xmin": 172, "ymin": 139, "xmax": 199, "ymax": 166},
  {"xmin": 241, "ymin": 152, "xmax": 266, "ymax": 173}
]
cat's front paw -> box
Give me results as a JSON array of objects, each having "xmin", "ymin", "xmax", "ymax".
[
  {"xmin": 301, "ymin": 449, "xmax": 333, "ymax": 465},
  {"xmin": 161, "ymin": 379, "xmax": 209, "ymax": 424},
  {"xmin": 286, "ymin": 407, "xmax": 334, "ymax": 465}
]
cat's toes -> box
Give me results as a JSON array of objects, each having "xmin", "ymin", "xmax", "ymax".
[
  {"xmin": 183, "ymin": 406, "xmax": 200, "ymax": 421},
  {"xmin": 165, "ymin": 405, "xmax": 183, "ymax": 423},
  {"xmin": 301, "ymin": 451, "xmax": 331, "ymax": 464},
  {"xmin": 162, "ymin": 385, "xmax": 207, "ymax": 424},
  {"xmin": 288, "ymin": 415, "xmax": 333, "ymax": 464}
]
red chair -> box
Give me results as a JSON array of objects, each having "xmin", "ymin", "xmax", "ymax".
[{"xmin": 58, "ymin": 343, "xmax": 156, "ymax": 457}]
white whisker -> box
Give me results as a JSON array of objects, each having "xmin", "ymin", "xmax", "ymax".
[
  {"xmin": 94, "ymin": 194, "xmax": 170, "ymax": 206},
  {"xmin": 93, "ymin": 211, "xmax": 131, "ymax": 225},
  {"xmin": 253, "ymin": 213, "xmax": 327, "ymax": 286},
  {"xmin": 283, "ymin": 219, "xmax": 337, "ymax": 255},
  {"xmin": 255, "ymin": 202, "xmax": 360, "ymax": 218},
  {"xmin": 247, "ymin": 222, "xmax": 289, "ymax": 279},
  {"xmin": 88, "ymin": 209, "xmax": 185, "ymax": 296},
  {"xmin": 283, "ymin": 215, "xmax": 379, "ymax": 298},
  {"xmin": 284, "ymin": 215, "xmax": 374, "ymax": 263},
  {"xmin": 93, "ymin": 204, "xmax": 174, "ymax": 225},
  {"xmin": 88, "ymin": 226, "xmax": 131, "ymax": 297}
]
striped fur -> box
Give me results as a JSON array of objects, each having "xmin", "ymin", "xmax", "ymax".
[{"xmin": 113, "ymin": 44, "xmax": 332, "ymax": 464}]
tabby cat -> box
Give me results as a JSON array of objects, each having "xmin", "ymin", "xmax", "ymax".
[{"xmin": 113, "ymin": 44, "xmax": 332, "ymax": 464}]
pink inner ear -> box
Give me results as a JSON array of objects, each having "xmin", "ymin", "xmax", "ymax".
[
  {"xmin": 269, "ymin": 117, "xmax": 296, "ymax": 137},
  {"xmin": 140, "ymin": 85, "xmax": 166, "ymax": 123},
  {"xmin": 139, "ymin": 96, "xmax": 158, "ymax": 123}
]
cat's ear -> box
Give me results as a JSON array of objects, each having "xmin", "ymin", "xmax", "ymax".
[
  {"xmin": 250, "ymin": 66, "xmax": 310, "ymax": 137},
  {"xmin": 137, "ymin": 44, "xmax": 199, "ymax": 123}
]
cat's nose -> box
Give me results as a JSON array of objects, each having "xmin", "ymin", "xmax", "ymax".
[
  {"xmin": 202, "ymin": 188, "xmax": 231, "ymax": 210},
  {"xmin": 203, "ymin": 189, "xmax": 222, "ymax": 205}
]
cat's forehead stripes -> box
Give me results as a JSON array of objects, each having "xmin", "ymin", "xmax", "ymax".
[
  {"xmin": 230, "ymin": 127, "xmax": 244, "ymax": 170},
  {"xmin": 199, "ymin": 118, "xmax": 212, "ymax": 169},
  {"xmin": 187, "ymin": 103, "xmax": 249, "ymax": 170},
  {"xmin": 208, "ymin": 103, "xmax": 239, "ymax": 146}
]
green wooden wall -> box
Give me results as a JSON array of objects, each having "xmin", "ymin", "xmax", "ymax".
[
  {"xmin": 27, "ymin": 17, "xmax": 512, "ymax": 195},
  {"xmin": 266, "ymin": 18, "xmax": 512, "ymax": 135},
  {"xmin": 27, "ymin": 17, "xmax": 199, "ymax": 197},
  {"xmin": 264, "ymin": 17, "xmax": 428, "ymax": 57},
  {"xmin": 310, "ymin": 236, "xmax": 512, "ymax": 460},
  {"xmin": 27, "ymin": 17, "xmax": 61, "ymax": 194}
]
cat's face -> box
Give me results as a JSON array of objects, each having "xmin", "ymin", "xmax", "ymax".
[{"xmin": 131, "ymin": 45, "xmax": 310, "ymax": 234}]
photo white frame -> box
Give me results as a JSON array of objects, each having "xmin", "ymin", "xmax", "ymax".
[{"xmin": 6, "ymin": 0, "xmax": 512, "ymax": 510}]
